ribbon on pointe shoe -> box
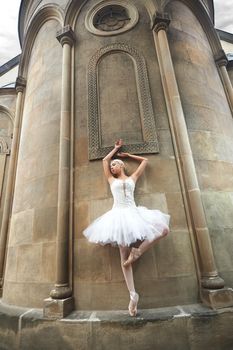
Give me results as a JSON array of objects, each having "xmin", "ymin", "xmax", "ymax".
[{"xmin": 123, "ymin": 247, "xmax": 142, "ymax": 267}]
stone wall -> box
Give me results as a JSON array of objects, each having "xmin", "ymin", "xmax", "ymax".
[
  {"xmin": 73, "ymin": 0, "xmax": 198, "ymax": 310},
  {"xmin": 2, "ymin": 20, "xmax": 62, "ymax": 307},
  {"xmin": 166, "ymin": 1, "xmax": 233, "ymax": 286}
]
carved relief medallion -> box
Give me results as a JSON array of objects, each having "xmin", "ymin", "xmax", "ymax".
[{"xmin": 85, "ymin": 1, "xmax": 139, "ymax": 36}]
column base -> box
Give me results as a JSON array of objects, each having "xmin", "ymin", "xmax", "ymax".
[
  {"xmin": 201, "ymin": 287, "xmax": 233, "ymax": 309},
  {"xmin": 43, "ymin": 297, "xmax": 74, "ymax": 319},
  {"xmin": 201, "ymin": 275, "xmax": 225, "ymax": 289},
  {"xmin": 50, "ymin": 284, "xmax": 72, "ymax": 299}
]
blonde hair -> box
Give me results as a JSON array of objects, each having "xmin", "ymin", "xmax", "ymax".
[{"xmin": 110, "ymin": 159, "xmax": 125, "ymax": 168}]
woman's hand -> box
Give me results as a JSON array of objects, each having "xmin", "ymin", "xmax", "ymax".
[
  {"xmin": 114, "ymin": 139, "xmax": 123, "ymax": 149},
  {"xmin": 116, "ymin": 152, "xmax": 129, "ymax": 158}
]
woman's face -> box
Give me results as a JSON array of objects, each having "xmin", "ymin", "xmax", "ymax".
[{"xmin": 110, "ymin": 161, "xmax": 123, "ymax": 175}]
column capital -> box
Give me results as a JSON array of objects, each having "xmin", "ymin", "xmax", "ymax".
[
  {"xmin": 152, "ymin": 12, "xmax": 170, "ymax": 32},
  {"xmin": 56, "ymin": 25, "xmax": 75, "ymax": 47},
  {"xmin": 15, "ymin": 76, "xmax": 26, "ymax": 93},
  {"xmin": 214, "ymin": 49, "xmax": 228, "ymax": 67}
]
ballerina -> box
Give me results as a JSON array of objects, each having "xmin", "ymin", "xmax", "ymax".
[{"xmin": 83, "ymin": 139, "xmax": 170, "ymax": 316}]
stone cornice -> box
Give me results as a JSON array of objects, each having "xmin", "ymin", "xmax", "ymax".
[
  {"xmin": 151, "ymin": 12, "xmax": 170, "ymax": 32},
  {"xmin": 56, "ymin": 25, "xmax": 75, "ymax": 47}
]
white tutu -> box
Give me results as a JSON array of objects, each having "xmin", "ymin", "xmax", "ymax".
[{"xmin": 83, "ymin": 177, "xmax": 170, "ymax": 247}]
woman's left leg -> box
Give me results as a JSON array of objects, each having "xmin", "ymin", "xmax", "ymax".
[{"xmin": 123, "ymin": 227, "xmax": 169, "ymax": 267}]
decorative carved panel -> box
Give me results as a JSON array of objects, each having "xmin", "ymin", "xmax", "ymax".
[
  {"xmin": 88, "ymin": 43, "xmax": 159, "ymax": 160},
  {"xmin": 85, "ymin": 1, "xmax": 139, "ymax": 37}
]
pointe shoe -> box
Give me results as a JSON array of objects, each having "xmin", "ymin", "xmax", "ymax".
[
  {"xmin": 128, "ymin": 291, "xmax": 139, "ymax": 317},
  {"xmin": 123, "ymin": 248, "xmax": 141, "ymax": 267}
]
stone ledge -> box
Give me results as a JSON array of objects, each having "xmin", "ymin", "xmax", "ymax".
[{"xmin": 1, "ymin": 300, "xmax": 233, "ymax": 350}]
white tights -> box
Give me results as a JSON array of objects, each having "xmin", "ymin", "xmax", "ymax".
[{"xmin": 119, "ymin": 228, "xmax": 169, "ymax": 294}]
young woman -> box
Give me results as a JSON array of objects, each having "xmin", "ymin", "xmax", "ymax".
[{"xmin": 83, "ymin": 139, "xmax": 170, "ymax": 316}]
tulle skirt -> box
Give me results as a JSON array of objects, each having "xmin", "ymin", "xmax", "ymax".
[{"xmin": 83, "ymin": 206, "xmax": 170, "ymax": 247}]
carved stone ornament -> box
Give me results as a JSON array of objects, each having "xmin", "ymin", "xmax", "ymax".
[
  {"xmin": 85, "ymin": 1, "xmax": 139, "ymax": 36},
  {"xmin": 88, "ymin": 43, "xmax": 159, "ymax": 160},
  {"xmin": 0, "ymin": 138, "xmax": 10, "ymax": 155},
  {"xmin": 152, "ymin": 12, "xmax": 171, "ymax": 32}
]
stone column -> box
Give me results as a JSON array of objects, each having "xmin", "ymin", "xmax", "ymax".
[
  {"xmin": 0, "ymin": 76, "xmax": 26, "ymax": 295},
  {"xmin": 44, "ymin": 26, "xmax": 75, "ymax": 319},
  {"xmin": 215, "ymin": 50, "xmax": 233, "ymax": 115},
  {"xmin": 152, "ymin": 13, "xmax": 233, "ymax": 308}
]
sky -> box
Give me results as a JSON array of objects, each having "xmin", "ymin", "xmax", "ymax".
[{"xmin": 0, "ymin": 0, "xmax": 233, "ymax": 66}]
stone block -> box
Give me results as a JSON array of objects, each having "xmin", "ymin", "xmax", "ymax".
[
  {"xmin": 75, "ymin": 137, "xmax": 89, "ymax": 166},
  {"xmin": 17, "ymin": 144, "xmax": 59, "ymax": 184},
  {"xmin": 75, "ymin": 164, "xmax": 109, "ymax": 200},
  {"xmin": 209, "ymin": 228, "xmax": 233, "ymax": 272},
  {"xmin": 41, "ymin": 242, "xmax": 56, "ymax": 282},
  {"xmin": 202, "ymin": 192, "xmax": 233, "ymax": 229},
  {"xmin": 196, "ymin": 160, "xmax": 233, "ymax": 191},
  {"xmin": 133, "ymin": 248, "xmax": 158, "ymax": 280},
  {"xmin": 165, "ymin": 192, "xmax": 187, "ymax": 229},
  {"xmin": 12, "ymin": 174, "xmax": 58, "ymax": 214},
  {"xmin": 8, "ymin": 209, "xmax": 34, "ymax": 246},
  {"xmin": 155, "ymin": 230, "xmax": 196, "ymax": 277},
  {"xmin": 74, "ymin": 280, "xmax": 128, "ymax": 310},
  {"xmin": 108, "ymin": 246, "xmax": 124, "ymax": 282},
  {"xmin": 4, "ymin": 246, "xmax": 18, "ymax": 282},
  {"xmin": 89, "ymin": 197, "xmax": 113, "ymax": 221},
  {"xmin": 43, "ymin": 297, "xmax": 74, "ymax": 319},
  {"xmin": 135, "ymin": 276, "xmax": 198, "ymax": 308},
  {"xmin": 201, "ymin": 288, "xmax": 233, "ymax": 309},
  {"xmin": 19, "ymin": 120, "xmax": 60, "ymax": 160},
  {"xmin": 16, "ymin": 243, "xmax": 42, "ymax": 282},
  {"xmin": 3, "ymin": 281, "xmax": 53, "ymax": 308},
  {"xmin": 135, "ymin": 192, "xmax": 168, "ymax": 212},
  {"xmin": 146, "ymin": 158, "xmax": 180, "ymax": 193},
  {"xmin": 74, "ymin": 201, "xmax": 90, "ymax": 239},
  {"xmin": 33, "ymin": 206, "xmax": 57, "ymax": 242},
  {"xmin": 189, "ymin": 130, "xmax": 215, "ymax": 161},
  {"xmin": 74, "ymin": 238, "xmax": 111, "ymax": 282},
  {"xmin": 183, "ymin": 103, "xmax": 219, "ymax": 132},
  {"xmin": 157, "ymin": 129, "xmax": 174, "ymax": 158}
]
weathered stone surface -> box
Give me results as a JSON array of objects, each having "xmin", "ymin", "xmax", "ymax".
[
  {"xmin": 44, "ymin": 297, "xmax": 74, "ymax": 319},
  {"xmin": 1, "ymin": 301, "xmax": 233, "ymax": 350},
  {"xmin": 8, "ymin": 209, "xmax": 34, "ymax": 247},
  {"xmin": 33, "ymin": 206, "xmax": 57, "ymax": 242}
]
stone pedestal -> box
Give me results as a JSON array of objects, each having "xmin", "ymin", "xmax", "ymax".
[
  {"xmin": 43, "ymin": 297, "xmax": 74, "ymax": 319},
  {"xmin": 201, "ymin": 288, "xmax": 233, "ymax": 310}
]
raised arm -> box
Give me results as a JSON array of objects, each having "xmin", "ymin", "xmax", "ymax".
[
  {"xmin": 117, "ymin": 152, "xmax": 148, "ymax": 182},
  {"xmin": 102, "ymin": 139, "xmax": 123, "ymax": 182}
]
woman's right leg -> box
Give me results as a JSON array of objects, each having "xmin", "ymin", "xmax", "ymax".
[{"xmin": 119, "ymin": 245, "xmax": 139, "ymax": 316}]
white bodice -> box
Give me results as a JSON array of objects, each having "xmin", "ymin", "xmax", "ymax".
[{"xmin": 110, "ymin": 177, "xmax": 136, "ymax": 208}]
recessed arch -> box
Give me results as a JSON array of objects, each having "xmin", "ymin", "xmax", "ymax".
[
  {"xmin": 18, "ymin": 4, "xmax": 64, "ymax": 78},
  {"xmin": 0, "ymin": 105, "xmax": 14, "ymax": 123},
  {"xmin": 88, "ymin": 43, "xmax": 159, "ymax": 160},
  {"xmin": 64, "ymin": 0, "xmax": 89, "ymax": 28}
]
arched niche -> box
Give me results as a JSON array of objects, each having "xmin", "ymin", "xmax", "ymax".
[{"xmin": 88, "ymin": 43, "xmax": 159, "ymax": 160}]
